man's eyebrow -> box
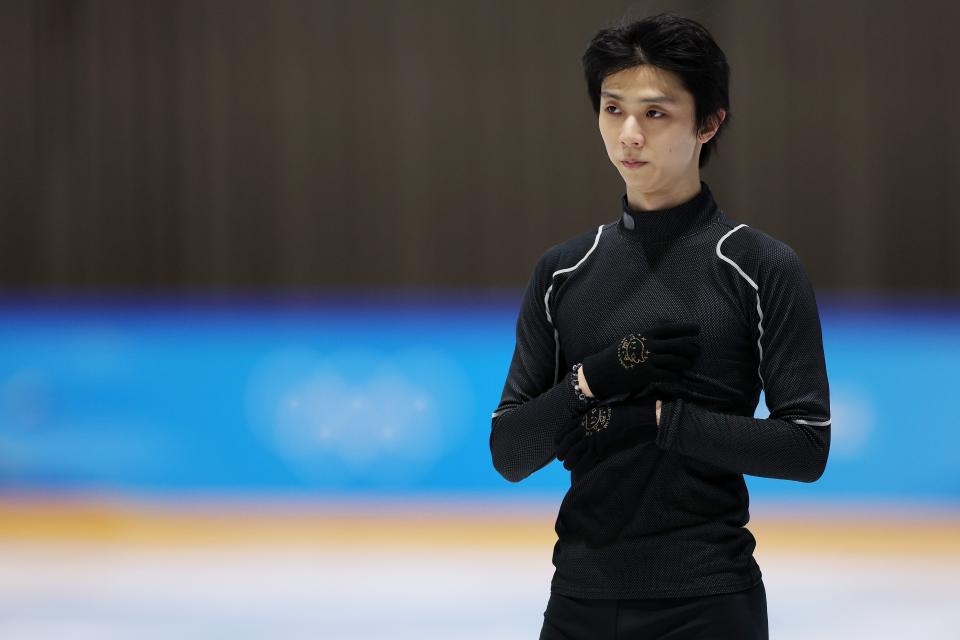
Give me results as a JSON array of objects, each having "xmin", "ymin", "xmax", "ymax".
[{"xmin": 600, "ymin": 91, "xmax": 676, "ymax": 104}]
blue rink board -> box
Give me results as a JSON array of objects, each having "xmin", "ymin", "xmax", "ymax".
[{"xmin": 0, "ymin": 292, "xmax": 957, "ymax": 502}]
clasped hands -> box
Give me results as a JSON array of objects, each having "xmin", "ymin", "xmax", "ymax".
[{"xmin": 554, "ymin": 321, "xmax": 701, "ymax": 473}]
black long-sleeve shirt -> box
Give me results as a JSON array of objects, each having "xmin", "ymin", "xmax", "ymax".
[{"xmin": 489, "ymin": 180, "xmax": 831, "ymax": 599}]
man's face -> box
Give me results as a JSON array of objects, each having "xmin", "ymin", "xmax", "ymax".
[{"xmin": 598, "ymin": 65, "xmax": 707, "ymax": 195}]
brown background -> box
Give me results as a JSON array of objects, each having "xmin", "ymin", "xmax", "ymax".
[{"xmin": 2, "ymin": 0, "xmax": 958, "ymax": 293}]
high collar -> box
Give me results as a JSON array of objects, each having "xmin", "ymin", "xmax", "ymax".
[{"xmin": 617, "ymin": 180, "xmax": 719, "ymax": 242}]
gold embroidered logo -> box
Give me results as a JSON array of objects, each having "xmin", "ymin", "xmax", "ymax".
[
  {"xmin": 617, "ymin": 334, "xmax": 650, "ymax": 369},
  {"xmin": 582, "ymin": 405, "xmax": 612, "ymax": 437}
]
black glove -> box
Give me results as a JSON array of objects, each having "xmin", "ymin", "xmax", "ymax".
[
  {"xmin": 580, "ymin": 321, "xmax": 700, "ymax": 401},
  {"xmin": 554, "ymin": 396, "xmax": 658, "ymax": 473}
]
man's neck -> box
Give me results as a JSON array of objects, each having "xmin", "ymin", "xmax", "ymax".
[{"xmin": 625, "ymin": 174, "xmax": 702, "ymax": 212}]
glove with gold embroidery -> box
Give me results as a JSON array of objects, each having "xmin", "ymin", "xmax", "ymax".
[
  {"xmin": 554, "ymin": 397, "xmax": 659, "ymax": 472},
  {"xmin": 579, "ymin": 321, "xmax": 701, "ymax": 401}
]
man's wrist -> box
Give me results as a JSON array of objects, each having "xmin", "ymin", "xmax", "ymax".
[
  {"xmin": 569, "ymin": 363, "xmax": 598, "ymax": 412},
  {"xmin": 577, "ymin": 367, "xmax": 595, "ymax": 398}
]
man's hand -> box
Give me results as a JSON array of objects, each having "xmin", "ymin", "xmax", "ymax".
[
  {"xmin": 554, "ymin": 395, "xmax": 659, "ymax": 473},
  {"xmin": 580, "ymin": 321, "xmax": 700, "ymax": 401}
]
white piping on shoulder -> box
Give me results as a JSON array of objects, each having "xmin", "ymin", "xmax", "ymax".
[
  {"xmin": 716, "ymin": 225, "xmax": 832, "ymax": 429},
  {"xmin": 544, "ymin": 224, "xmax": 606, "ymax": 384},
  {"xmin": 716, "ymin": 224, "xmax": 766, "ymax": 389}
]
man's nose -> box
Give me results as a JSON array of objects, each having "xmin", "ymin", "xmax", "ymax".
[{"xmin": 619, "ymin": 117, "xmax": 645, "ymax": 147}]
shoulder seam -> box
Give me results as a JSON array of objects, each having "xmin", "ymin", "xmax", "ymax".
[
  {"xmin": 543, "ymin": 223, "xmax": 607, "ymax": 384},
  {"xmin": 715, "ymin": 223, "xmax": 766, "ymax": 389},
  {"xmin": 716, "ymin": 224, "xmax": 758, "ymax": 290}
]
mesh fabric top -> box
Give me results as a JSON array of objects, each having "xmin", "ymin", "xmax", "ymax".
[{"xmin": 490, "ymin": 180, "xmax": 831, "ymax": 599}]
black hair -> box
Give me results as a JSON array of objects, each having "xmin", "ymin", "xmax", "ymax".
[{"xmin": 582, "ymin": 12, "xmax": 731, "ymax": 168}]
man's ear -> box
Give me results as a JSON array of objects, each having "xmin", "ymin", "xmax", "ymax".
[{"xmin": 698, "ymin": 109, "xmax": 727, "ymax": 144}]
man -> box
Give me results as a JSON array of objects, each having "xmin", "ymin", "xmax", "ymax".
[{"xmin": 489, "ymin": 12, "xmax": 831, "ymax": 640}]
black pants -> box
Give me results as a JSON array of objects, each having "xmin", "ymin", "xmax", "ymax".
[{"xmin": 539, "ymin": 580, "xmax": 768, "ymax": 640}]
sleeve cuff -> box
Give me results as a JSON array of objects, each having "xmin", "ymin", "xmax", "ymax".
[
  {"xmin": 564, "ymin": 369, "xmax": 598, "ymax": 416},
  {"xmin": 611, "ymin": 398, "xmax": 658, "ymax": 434}
]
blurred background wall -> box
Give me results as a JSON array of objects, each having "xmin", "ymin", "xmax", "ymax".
[
  {"xmin": 1, "ymin": 1, "xmax": 959, "ymax": 637},
  {"xmin": 3, "ymin": 0, "xmax": 959, "ymax": 292}
]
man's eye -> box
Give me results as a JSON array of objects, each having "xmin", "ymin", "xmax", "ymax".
[{"xmin": 604, "ymin": 105, "xmax": 665, "ymax": 118}]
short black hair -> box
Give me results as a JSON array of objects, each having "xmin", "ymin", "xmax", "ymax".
[{"xmin": 582, "ymin": 12, "xmax": 731, "ymax": 168}]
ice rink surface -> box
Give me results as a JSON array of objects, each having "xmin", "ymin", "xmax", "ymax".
[{"xmin": 1, "ymin": 542, "xmax": 958, "ymax": 639}]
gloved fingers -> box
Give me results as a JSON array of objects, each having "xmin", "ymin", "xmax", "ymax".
[
  {"xmin": 626, "ymin": 382, "xmax": 655, "ymax": 398},
  {"xmin": 648, "ymin": 353, "xmax": 694, "ymax": 372},
  {"xmin": 652, "ymin": 380, "xmax": 686, "ymax": 399},
  {"xmin": 601, "ymin": 426, "xmax": 655, "ymax": 455},
  {"xmin": 592, "ymin": 430, "xmax": 625, "ymax": 456},
  {"xmin": 616, "ymin": 424, "xmax": 657, "ymax": 450},
  {"xmin": 644, "ymin": 321, "xmax": 700, "ymax": 340},
  {"xmin": 624, "ymin": 398, "xmax": 657, "ymax": 430},
  {"xmin": 616, "ymin": 395, "xmax": 658, "ymax": 415},
  {"xmin": 647, "ymin": 335, "xmax": 701, "ymax": 359}
]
